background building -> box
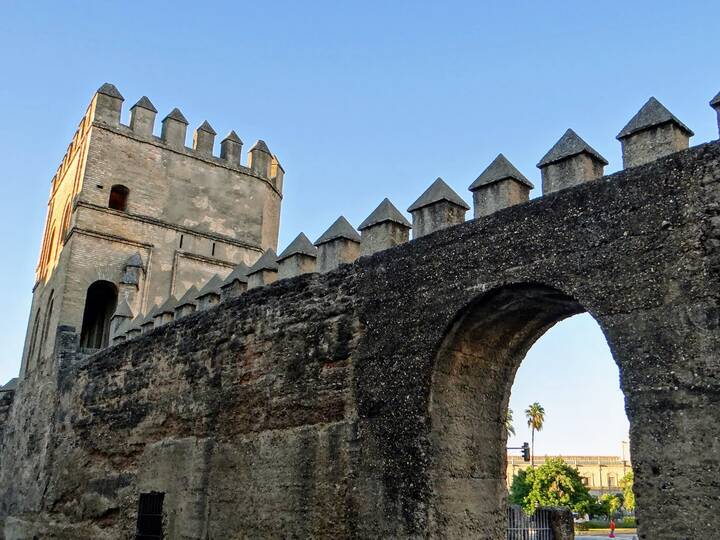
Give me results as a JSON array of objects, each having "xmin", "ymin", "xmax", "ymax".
[{"xmin": 507, "ymin": 449, "xmax": 632, "ymax": 496}]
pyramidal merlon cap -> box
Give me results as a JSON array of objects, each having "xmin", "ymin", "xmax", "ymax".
[
  {"xmin": 469, "ymin": 154, "xmax": 534, "ymax": 191},
  {"xmin": 537, "ymin": 129, "xmax": 608, "ymax": 168},
  {"xmin": 176, "ymin": 285, "xmax": 199, "ymax": 308},
  {"xmin": 197, "ymin": 120, "xmax": 216, "ymax": 135},
  {"xmin": 711, "ymin": 92, "xmax": 720, "ymax": 108},
  {"xmin": 113, "ymin": 298, "xmax": 134, "ymax": 319},
  {"xmin": 131, "ymin": 96, "xmax": 157, "ymax": 113},
  {"xmin": 97, "ymin": 83, "xmax": 123, "ymax": 100},
  {"xmin": 250, "ymin": 140, "xmax": 271, "ymax": 154},
  {"xmin": 358, "ymin": 198, "xmax": 411, "ymax": 230},
  {"xmin": 278, "ymin": 233, "xmax": 318, "ymax": 261},
  {"xmin": 164, "ymin": 107, "xmax": 189, "ymax": 124},
  {"xmin": 248, "ymin": 249, "xmax": 279, "ymax": 273},
  {"xmin": 223, "ymin": 130, "xmax": 243, "ymax": 144},
  {"xmin": 315, "ymin": 217, "xmax": 361, "ymax": 246},
  {"xmin": 408, "ymin": 178, "xmax": 470, "ymax": 212},
  {"xmin": 197, "ymin": 275, "xmax": 224, "ymax": 297},
  {"xmin": 157, "ymin": 295, "xmax": 179, "ymax": 314},
  {"xmin": 223, "ymin": 262, "xmax": 250, "ymax": 285},
  {"xmin": 617, "ymin": 97, "xmax": 693, "ymax": 140}
]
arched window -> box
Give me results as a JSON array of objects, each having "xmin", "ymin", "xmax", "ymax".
[
  {"xmin": 108, "ymin": 184, "xmax": 129, "ymax": 211},
  {"xmin": 80, "ymin": 280, "xmax": 118, "ymax": 349}
]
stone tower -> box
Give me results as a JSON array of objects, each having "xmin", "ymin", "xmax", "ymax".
[{"xmin": 19, "ymin": 83, "xmax": 283, "ymax": 376}]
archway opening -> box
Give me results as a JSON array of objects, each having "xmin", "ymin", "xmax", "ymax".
[
  {"xmin": 108, "ymin": 184, "xmax": 129, "ymax": 211},
  {"xmin": 428, "ymin": 283, "xmax": 627, "ymax": 537},
  {"xmin": 505, "ymin": 314, "xmax": 630, "ymax": 502},
  {"xmin": 79, "ymin": 280, "xmax": 118, "ymax": 349}
]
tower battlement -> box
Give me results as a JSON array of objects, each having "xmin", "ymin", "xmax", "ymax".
[
  {"xmin": 19, "ymin": 83, "xmax": 284, "ymax": 377},
  {"xmin": 90, "ymin": 83, "xmax": 284, "ymax": 191}
]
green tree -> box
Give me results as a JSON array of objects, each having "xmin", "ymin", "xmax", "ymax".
[
  {"xmin": 597, "ymin": 493, "xmax": 624, "ymax": 519},
  {"xmin": 509, "ymin": 458, "xmax": 596, "ymax": 515},
  {"xmin": 620, "ymin": 471, "xmax": 635, "ymax": 512},
  {"xmin": 524, "ymin": 402, "xmax": 545, "ymax": 466},
  {"xmin": 505, "ymin": 408, "xmax": 515, "ymax": 437}
]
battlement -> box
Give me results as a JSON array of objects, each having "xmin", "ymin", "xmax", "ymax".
[
  {"xmin": 89, "ymin": 83, "xmax": 283, "ymax": 189},
  {"xmin": 5, "ymin": 84, "xmax": 720, "ymax": 539},
  {"xmin": 109, "ymin": 90, "xmax": 720, "ymax": 347}
]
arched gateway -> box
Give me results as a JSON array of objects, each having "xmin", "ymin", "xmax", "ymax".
[{"xmin": 2, "ymin": 122, "xmax": 719, "ymax": 537}]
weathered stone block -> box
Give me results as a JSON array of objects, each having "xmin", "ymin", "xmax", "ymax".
[
  {"xmin": 617, "ymin": 97, "xmax": 693, "ymax": 168},
  {"xmin": 129, "ymin": 96, "xmax": 157, "ymax": 137},
  {"xmin": 469, "ymin": 154, "xmax": 533, "ymax": 218},
  {"xmin": 408, "ymin": 178, "xmax": 469, "ymax": 238},
  {"xmin": 538, "ymin": 129, "xmax": 607, "ymax": 194},
  {"xmin": 359, "ymin": 198, "xmax": 411, "ymax": 256}
]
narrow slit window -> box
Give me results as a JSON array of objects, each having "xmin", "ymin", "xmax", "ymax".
[
  {"xmin": 179, "ymin": 234, "xmax": 184, "ymax": 249},
  {"xmin": 108, "ymin": 184, "xmax": 130, "ymax": 211},
  {"xmin": 135, "ymin": 491, "xmax": 164, "ymax": 539},
  {"xmin": 211, "ymin": 242, "xmax": 216, "ymax": 256}
]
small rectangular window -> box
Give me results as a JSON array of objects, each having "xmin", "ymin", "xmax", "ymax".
[
  {"xmin": 136, "ymin": 491, "xmax": 164, "ymax": 539},
  {"xmin": 179, "ymin": 234, "xmax": 184, "ymax": 249},
  {"xmin": 211, "ymin": 242, "xmax": 216, "ymax": 256}
]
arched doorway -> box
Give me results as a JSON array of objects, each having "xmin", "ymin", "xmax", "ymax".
[
  {"xmin": 428, "ymin": 283, "xmax": 624, "ymax": 538},
  {"xmin": 79, "ymin": 280, "xmax": 118, "ymax": 349}
]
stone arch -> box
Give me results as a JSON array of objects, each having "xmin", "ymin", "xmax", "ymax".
[
  {"xmin": 427, "ymin": 282, "xmax": 622, "ymax": 538},
  {"xmin": 79, "ymin": 280, "xmax": 118, "ymax": 349}
]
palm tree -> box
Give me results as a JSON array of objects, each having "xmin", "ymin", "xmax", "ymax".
[
  {"xmin": 525, "ymin": 402, "xmax": 545, "ymax": 467},
  {"xmin": 505, "ymin": 408, "xmax": 515, "ymax": 437}
]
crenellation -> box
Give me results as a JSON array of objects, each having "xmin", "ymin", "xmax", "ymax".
[
  {"xmin": 537, "ymin": 129, "xmax": 607, "ymax": 194},
  {"xmin": 161, "ymin": 107, "xmax": 189, "ymax": 149},
  {"xmin": 220, "ymin": 262, "xmax": 250, "ymax": 300},
  {"xmin": 140, "ymin": 309, "xmax": 157, "ymax": 333},
  {"xmin": 277, "ymin": 233, "xmax": 317, "ymax": 279},
  {"xmin": 193, "ymin": 120, "xmax": 217, "ymax": 156},
  {"xmin": 129, "ymin": 96, "xmax": 157, "ymax": 137},
  {"xmin": 358, "ymin": 198, "xmax": 411, "ymax": 255},
  {"xmin": 617, "ymin": 97, "xmax": 693, "ymax": 168},
  {"xmin": 195, "ymin": 275, "xmax": 223, "ymax": 310},
  {"xmin": 408, "ymin": 178, "xmax": 469, "ymax": 238},
  {"xmin": 220, "ymin": 131, "xmax": 243, "ymax": 166},
  {"xmin": 271, "ymin": 154, "xmax": 285, "ymax": 192},
  {"xmin": 247, "ymin": 249, "xmax": 279, "ymax": 288},
  {"xmin": 110, "ymin": 298, "xmax": 134, "ymax": 340},
  {"xmin": 174, "ymin": 285, "xmax": 199, "ymax": 319},
  {"xmin": 5, "ymin": 84, "xmax": 720, "ymax": 539},
  {"xmin": 92, "ymin": 83, "xmax": 124, "ymax": 127},
  {"xmin": 248, "ymin": 140, "xmax": 273, "ymax": 177},
  {"xmin": 154, "ymin": 295, "xmax": 179, "ymax": 326},
  {"xmin": 468, "ymin": 154, "xmax": 533, "ymax": 218},
  {"xmin": 314, "ymin": 217, "xmax": 361, "ymax": 272}
]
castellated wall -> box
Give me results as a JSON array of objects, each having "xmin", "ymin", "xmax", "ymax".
[
  {"xmin": 20, "ymin": 85, "xmax": 283, "ymax": 377},
  {"xmin": 1, "ymin": 141, "xmax": 720, "ymax": 538}
]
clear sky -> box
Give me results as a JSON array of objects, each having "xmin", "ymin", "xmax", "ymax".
[{"xmin": 0, "ymin": 1, "xmax": 717, "ymax": 454}]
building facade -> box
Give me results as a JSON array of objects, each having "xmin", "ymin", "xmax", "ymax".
[
  {"xmin": 506, "ymin": 453, "xmax": 632, "ymax": 496},
  {"xmin": 19, "ymin": 83, "xmax": 283, "ymax": 376}
]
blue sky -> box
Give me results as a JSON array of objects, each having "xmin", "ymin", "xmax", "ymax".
[{"xmin": 1, "ymin": 1, "xmax": 717, "ymax": 454}]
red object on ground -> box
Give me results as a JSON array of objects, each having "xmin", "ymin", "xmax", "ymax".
[{"xmin": 609, "ymin": 518, "xmax": 616, "ymax": 537}]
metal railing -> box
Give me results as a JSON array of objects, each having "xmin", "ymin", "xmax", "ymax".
[{"xmin": 507, "ymin": 505, "xmax": 553, "ymax": 540}]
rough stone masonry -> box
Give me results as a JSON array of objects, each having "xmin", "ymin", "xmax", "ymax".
[{"xmin": 1, "ymin": 89, "xmax": 720, "ymax": 539}]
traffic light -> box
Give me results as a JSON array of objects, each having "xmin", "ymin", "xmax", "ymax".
[{"xmin": 522, "ymin": 442, "xmax": 530, "ymax": 462}]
